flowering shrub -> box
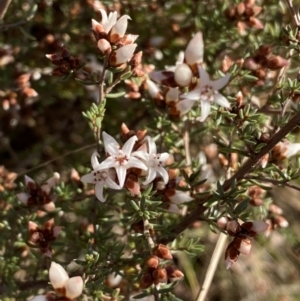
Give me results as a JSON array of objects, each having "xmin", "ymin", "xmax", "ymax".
[{"xmin": 2, "ymin": 0, "xmax": 300, "ymax": 300}]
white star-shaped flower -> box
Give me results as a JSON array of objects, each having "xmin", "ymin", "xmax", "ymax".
[
  {"xmin": 178, "ymin": 66, "xmax": 231, "ymax": 121},
  {"xmin": 133, "ymin": 136, "xmax": 169, "ymax": 185},
  {"xmin": 81, "ymin": 152, "xmax": 121, "ymax": 202},
  {"xmin": 96, "ymin": 132, "xmax": 148, "ymax": 188}
]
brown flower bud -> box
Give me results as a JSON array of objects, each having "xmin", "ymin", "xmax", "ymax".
[
  {"xmin": 233, "ymin": 237, "xmax": 252, "ymax": 255},
  {"xmin": 243, "ymin": 57, "xmax": 259, "ymax": 70},
  {"xmin": 140, "ymin": 272, "xmax": 153, "ymax": 289},
  {"xmin": 154, "ymin": 244, "xmax": 173, "ymax": 260},
  {"xmin": 264, "ymin": 55, "xmax": 288, "ymax": 70},
  {"xmin": 152, "ymin": 267, "xmax": 167, "ymax": 283},
  {"xmin": 165, "ymin": 265, "xmax": 184, "ymax": 280},
  {"xmin": 146, "ymin": 256, "xmax": 160, "ymax": 269},
  {"xmin": 225, "ymin": 241, "xmax": 240, "ymax": 269}
]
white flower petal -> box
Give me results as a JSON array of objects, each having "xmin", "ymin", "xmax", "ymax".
[
  {"xmin": 211, "ymin": 73, "xmax": 231, "ymax": 90},
  {"xmin": 174, "ymin": 63, "xmax": 193, "ymax": 87},
  {"xmin": 143, "ymin": 168, "xmax": 157, "ymax": 185},
  {"xmin": 25, "ymin": 175, "xmax": 35, "ymax": 186},
  {"xmin": 49, "ymin": 262, "xmax": 69, "ymax": 289},
  {"xmin": 159, "ymin": 152, "xmax": 170, "ymax": 162},
  {"xmin": 95, "ymin": 181, "xmax": 106, "ymax": 202},
  {"xmin": 122, "ymin": 135, "xmax": 138, "ymax": 156},
  {"xmin": 116, "ymin": 166, "xmax": 127, "ymax": 188},
  {"xmin": 169, "ymin": 190, "xmax": 194, "ymax": 204},
  {"xmin": 65, "ymin": 276, "xmax": 83, "ymax": 299},
  {"xmin": 214, "ymin": 92, "xmax": 230, "ymax": 108},
  {"xmin": 284, "ymin": 143, "xmax": 300, "ymax": 158},
  {"xmin": 156, "ymin": 166, "xmax": 169, "ymax": 184},
  {"xmin": 103, "ymin": 132, "xmax": 119, "ymax": 156},
  {"xmin": 17, "ymin": 192, "xmax": 29, "ymax": 205},
  {"xmin": 146, "ymin": 136, "xmax": 157, "ymax": 155},
  {"xmin": 91, "ymin": 152, "xmax": 100, "ymax": 169},
  {"xmin": 114, "ymin": 43, "xmax": 137, "ymax": 65},
  {"xmin": 198, "ymin": 66, "xmax": 210, "ymax": 86},
  {"xmin": 181, "ymin": 81, "xmax": 201, "ymax": 101},
  {"xmin": 132, "ymin": 150, "xmax": 149, "ymax": 161},
  {"xmin": 80, "ymin": 171, "xmax": 95, "ymax": 184},
  {"xmin": 199, "ymin": 100, "xmax": 211, "ymax": 122},
  {"xmin": 106, "ymin": 176, "xmax": 122, "ymax": 190},
  {"xmin": 96, "ymin": 156, "xmax": 117, "ymax": 170},
  {"xmin": 166, "ymin": 204, "xmax": 181, "ymax": 214},
  {"xmin": 176, "ymin": 98, "xmax": 197, "ymax": 116},
  {"xmin": 127, "ymin": 157, "xmax": 148, "ymax": 170},
  {"xmin": 165, "ymin": 87, "xmax": 179, "ymax": 103},
  {"xmin": 146, "ymin": 79, "xmax": 161, "ymax": 98},
  {"xmin": 110, "ymin": 15, "xmax": 131, "ymax": 38}
]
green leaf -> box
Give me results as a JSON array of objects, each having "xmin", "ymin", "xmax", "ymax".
[
  {"xmin": 75, "ymin": 78, "xmax": 97, "ymax": 86},
  {"xmin": 234, "ymin": 198, "xmax": 249, "ymax": 215},
  {"xmin": 106, "ymin": 91, "xmax": 126, "ymax": 98}
]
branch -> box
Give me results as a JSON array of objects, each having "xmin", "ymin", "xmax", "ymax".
[
  {"xmin": 160, "ymin": 110, "xmax": 300, "ymax": 244},
  {"xmin": 245, "ymin": 176, "xmax": 300, "ymax": 192},
  {"xmin": 284, "ymin": 0, "xmax": 300, "ymax": 27}
]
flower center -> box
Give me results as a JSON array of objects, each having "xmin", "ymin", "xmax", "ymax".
[
  {"xmin": 93, "ymin": 170, "xmax": 108, "ymax": 182},
  {"xmin": 114, "ymin": 150, "xmax": 129, "ymax": 166},
  {"xmin": 149, "ymin": 154, "xmax": 163, "ymax": 167},
  {"xmin": 201, "ymin": 85, "xmax": 214, "ymax": 101}
]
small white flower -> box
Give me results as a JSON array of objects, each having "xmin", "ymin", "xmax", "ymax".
[
  {"xmin": 109, "ymin": 43, "xmax": 137, "ymax": 66},
  {"xmin": 180, "ymin": 66, "xmax": 231, "ymax": 121},
  {"xmin": 81, "ymin": 152, "xmax": 121, "ymax": 202},
  {"xmin": 110, "ymin": 15, "xmax": 131, "ymax": 43},
  {"xmin": 96, "ymin": 132, "xmax": 148, "ymax": 188},
  {"xmin": 133, "ymin": 136, "xmax": 169, "ymax": 185},
  {"xmin": 92, "ymin": 9, "xmax": 118, "ymax": 34}
]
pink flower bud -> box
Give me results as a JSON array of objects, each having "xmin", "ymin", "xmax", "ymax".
[
  {"xmin": 65, "ymin": 276, "xmax": 83, "ymax": 299},
  {"xmin": 217, "ymin": 217, "xmax": 229, "ymax": 229},
  {"xmin": 97, "ymin": 39, "xmax": 112, "ymax": 54},
  {"xmin": 49, "ymin": 262, "xmax": 69, "ymax": 289}
]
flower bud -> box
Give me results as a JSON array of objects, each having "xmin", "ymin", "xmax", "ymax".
[
  {"xmin": 274, "ymin": 215, "xmax": 289, "ymax": 228},
  {"xmin": 109, "ymin": 44, "xmax": 137, "ymax": 66},
  {"xmin": 236, "ymin": 3, "xmax": 246, "ymax": 16},
  {"xmin": 264, "ymin": 55, "xmax": 288, "ymax": 70},
  {"xmin": 269, "ymin": 204, "xmax": 283, "ymax": 215},
  {"xmin": 140, "ymin": 272, "xmax": 153, "ymax": 289},
  {"xmin": 217, "ymin": 216, "xmax": 229, "ymax": 229},
  {"xmin": 146, "ymin": 255, "xmax": 160, "ymax": 269},
  {"xmin": 184, "ymin": 32, "xmax": 204, "ymax": 66},
  {"xmin": 49, "ymin": 262, "xmax": 69, "ymax": 290},
  {"xmin": 65, "ymin": 276, "xmax": 83, "ymax": 299},
  {"xmin": 97, "ymin": 39, "xmax": 111, "ymax": 54},
  {"xmin": 154, "ymin": 244, "xmax": 173, "ymax": 260},
  {"xmin": 233, "ymin": 237, "xmax": 252, "ymax": 255},
  {"xmin": 226, "ymin": 220, "xmax": 241, "ymax": 236},
  {"xmin": 174, "ymin": 63, "xmax": 193, "ymax": 87},
  {"xmin": 225, "ymin": 241, "xmax": 240, "ymax": 269},
  {"xmin": 152, "ymin": 267, "xmax": 167, "ymax": 283},
  {"xmin": 241, "ymin": 221, "xmax": 268, "ymax": 236}
]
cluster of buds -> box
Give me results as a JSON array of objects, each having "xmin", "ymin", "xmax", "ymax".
[
  {"xmin": 140, "ymin": 244, "xmax": 184, "ymax": 289},
  {"xmin": 217, "ymin": 217, "xmax": 268, "ymax": 269},
  {"xmin": 31, "ymin": 262, "xmax": 83, "ymax": 301},
  {"xmin": 224, "ymin": 0, "xmax": 263, "ymax": 35},
  {"xmin": 243, "ymin": 45, "xmax": 288, "ymax": 86},
  {"xmin": 28, "ymin": 219, "xmax": 61, "ymax": 257},
  {"xmin": 1, "ymin": 73, "xmax": 38, "ymax": 130},
  {"xmin": 17, "ymin": 173, "xmax": 59, "ymax": 211},
  {"xmin": 265, "ymin": 204, "xmax": 288, "ymax": 236},
  {"xmin": 0, "ymin": 165, "xmax": 17, "ymax": 191},
  {"xmin": 148, "ymin": 32, "xmax": 231, "ymax": 122},
  {"xmin": 46, "ymin": 47, "xmax": 80, "ymax": 76},
  {"xmin": 92, "ymin": 9, "xmax": 139, "ymax": 70}
]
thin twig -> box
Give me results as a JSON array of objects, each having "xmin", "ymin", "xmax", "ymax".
[
  {"xmin": 284, "ymin": 0, "xmax": 300, "ymax": 26},
  {"xmin": 0, "ymin": 19, "xmax": 27, "ymax": 30},
  {"xmin": 245, "ymin": 175, "xmax": 300, "ymax": 192},
  {"xmin": 16, "ymin": 143, "xmax": 96, "ymax": 177},
  {"xmin": 196, "ymin": 233, "xmax": 227, "ymax": 301},
  {"xmin": 0, "ymin": 0, "xmax": 12, "ymax": 20}
]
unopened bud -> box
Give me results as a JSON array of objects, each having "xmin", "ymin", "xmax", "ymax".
[
  {"xmin": 269, "ymin": 204, "xmax": 283, "ymax": 215},
  {"xmin": 140, "ymin": 272, "xmax": 153, "ymax": 289},
  {"xmin": 274, "ymin": 215, "xmax": 289, "ymax": 228},
  {"xmin": 146, "ymin": 255, "xmax": 159, "ymax": 269},
  {"xmin": 97, "ymin": 39, "xmax": 111, "ymax": 54},
  {"xmin": 226, "ymin": 220, "xmax": 241, "ymax": 236},
  {"xmin": 264, "ymin": 55, "xmax": 288, "ymax": 70},
  {"xmin": 152, "ymin": 267, "xmax": 167, "ymax": 283},
  {"xmin": 174, "ymin": 64, "xmax": 193, "ymax": 87},
  {"xmin": 154, "ymin": 244, "xmax": 173, "ymax": 260},
  {"xmin": 217, "ymin": 217, "xmax": 229, "ymax": 229}
]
